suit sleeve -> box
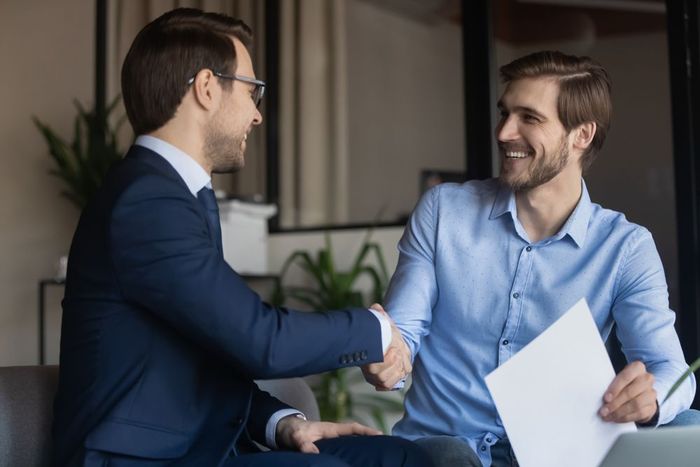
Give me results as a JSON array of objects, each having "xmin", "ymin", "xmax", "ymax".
[
  {"xmin": 108, "ymin": 175, "xmax": 383, "ymax": 378},
  {"xmin": 247, "ymin": 384, "xmax": 291, "ymax": 445}
]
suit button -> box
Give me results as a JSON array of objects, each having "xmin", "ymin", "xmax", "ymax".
[
  {"xmin": 232, "ymin": 417, "xmax": 244, "ymax": 426},
  {"xmin": 361, "ymin": 351, "xmax": 368, "ymax": 359},
  {"xmin": 353, "ymin": 352, "xmax": 361, "ymax": 361}
]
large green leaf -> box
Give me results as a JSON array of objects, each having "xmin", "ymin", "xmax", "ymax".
[
  {"xmin": 663, "ymin": 356, "xmax": 700, "ymax": 405},
  {"xmin": 33, "ymin": 97, "xmax": 126, "ymax": 209}
]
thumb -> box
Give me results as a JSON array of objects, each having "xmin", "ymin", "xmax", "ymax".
[
  {"xmin": 298, "ymin": 441, "xmax": 320, "ymax": 454},
  {"xmin": 370, "ymin": 303, "xmax": 386, "ymax": 313}
]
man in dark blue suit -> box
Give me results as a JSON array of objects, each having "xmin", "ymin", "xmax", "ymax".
[{"xmin": 52, "ymin": 8, "xmax": 425, "ymax": 467}]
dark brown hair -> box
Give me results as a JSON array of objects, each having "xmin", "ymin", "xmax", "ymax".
[
  {"xmin": 121, "ymin": 8, "xmax": 252, "ymax": 135},
  {"xmin": 500, "ymin": 51, "xmax": 612, "ymax": 172}
]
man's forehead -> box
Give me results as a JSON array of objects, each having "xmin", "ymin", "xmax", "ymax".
[
  {"xmin": 231, "ymin": 36, "xmax": 255, "ymax": 76},
  {"xmin": 499, "ymin": 77, "xmax": 559, "ymax": 112}
]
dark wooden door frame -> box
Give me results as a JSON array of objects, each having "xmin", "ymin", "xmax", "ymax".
[{"xmin": 666, "ymin": 0, "xmax": 700, "ymax": 409}]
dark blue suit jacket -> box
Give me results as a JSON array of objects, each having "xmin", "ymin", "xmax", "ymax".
[{"xmin": 52, "ymin": 145, "xmax": 383, "ymax": 466}]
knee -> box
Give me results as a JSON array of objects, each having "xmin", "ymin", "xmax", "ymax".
[
  {"xmin": 393, "ymin": 437, "xmax": 434, "ymax": 467},
  {"xmin": 373, "ymin": 436, "xmax": 434, "ymax": 467},
  {"xmin": 302, "ymin": 454, "xmax": 351, "ymax": 467},
  {"xmin": 414, "ymin": 436, "xmax": 480, "ymax": 467}
]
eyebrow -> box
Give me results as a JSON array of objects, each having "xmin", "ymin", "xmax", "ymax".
[{"xmin": 497, "ymin": 100, "xmax": 548, "ymax": 120}]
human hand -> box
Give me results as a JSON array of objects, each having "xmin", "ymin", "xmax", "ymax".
[
  {"xmin": 362, "ymin": 304, "xmax": 412, "ymax": 391},
  {"xmin": 599, "ymin": 361, "xmax": 658, "ymax": 424},
  {"xmin": 275, "ymin": 415, "xmax": 381, "ymax": 453}
]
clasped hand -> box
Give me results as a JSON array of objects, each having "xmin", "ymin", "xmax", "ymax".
[{"xmin": 361, "ymin": 304, "xmax": 412, "ymax": 391}]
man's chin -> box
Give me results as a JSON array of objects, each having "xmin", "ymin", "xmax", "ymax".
[
  {"xmin": 499, "ymin": 172, "xmax": 530, "ymax": 192},
  {"xmin": 212, "ymin": 157, "xmax": 245, "ymax": 174}
]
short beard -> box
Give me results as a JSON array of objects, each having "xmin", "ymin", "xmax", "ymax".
[
  {"xmin": 499, "ymin": 137, "xmax": 569, "ymax": 192},
  {"xmin": 204, "ymin": 120, "xmax": 245, "ymax": 174}
]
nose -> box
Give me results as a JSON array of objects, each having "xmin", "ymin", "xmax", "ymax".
[
  {"xmin": 252, "ymin": 107, "xmax": 263, "ymax": 125},
  {"xmin": 496, "ymin": 115, "xmax": 519, "ymax": 143}
]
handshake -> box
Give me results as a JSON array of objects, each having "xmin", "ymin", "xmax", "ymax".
[{"xmin": 362, "ymin": 304, "xmax": 412, "ymax": 391}]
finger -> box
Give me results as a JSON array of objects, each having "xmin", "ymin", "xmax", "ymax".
[
  {"xmin": 604, "ymin": 361, "xmax": 646, "ymax": 402},
  {"xmin": 398, "ymin": 342, "xmax": 412, "ymax": 375},
  {"xmin": 370, "ymin": 303, "xmax": 386, "ymax": 313},
  {"xmin": 374, "ymin": 358, "xmax": 405, "ymax": 388},
  {"xmin": 601, "ymin": 372, "xmax": 654, "ymax": 417},
  {"xmin": 333, "ymin": 422, "xmax": 383, "ymax": 437},
  {"xmin": 298, "ymin": 441, "xmax": 320, "ymax": 454},
  {"xmin": 368, "ymin": 364, "xmax": 403, "ymax": 390},
  {"xmin": 607, "ymin": 392, "xmax": 657, "ymax": 423},
  {"xmin": 363, "ymin": 350, "xmax": 397, "ymax": 378}
]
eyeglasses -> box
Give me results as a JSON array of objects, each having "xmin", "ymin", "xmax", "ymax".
[{"xmin": 187, "ymin": 71, "xmax": 266, "ymax": 108}]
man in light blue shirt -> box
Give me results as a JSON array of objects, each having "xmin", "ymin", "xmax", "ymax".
[{"xmin": 362, "ymin": 51, "xmax": 699, "ymax": 466}]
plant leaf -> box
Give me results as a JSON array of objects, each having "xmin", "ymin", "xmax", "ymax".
[{"xmin": 662, "ymin": 356, "xmax": 700, "ymax": 405}]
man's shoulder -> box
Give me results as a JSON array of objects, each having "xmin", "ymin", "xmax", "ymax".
[
  {"xmin": 102, "ymin": 146, "xmax": 190, "ymax": 202},
  {"xmin": 431, "ymin": 178, "xmax": 500, "ymax": 202},
  {"xmin": 75, "ymin": 146, "xmax": 193, "ymax": 231},
  {"xmin": 588, "ymin": 201, "xmax": 652, "ymax": 243}
]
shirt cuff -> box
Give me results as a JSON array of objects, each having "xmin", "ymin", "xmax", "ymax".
[
  {"xmin": 368, "ymin": 309, "xmax": 392, "ymax": 355},
  {"xmin": 265, "ymin": 409, "xmax": 306, "ymax": 449}
]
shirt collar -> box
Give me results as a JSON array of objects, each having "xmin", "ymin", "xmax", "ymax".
[
  {"xmin": 489, "ymin": 178, "xmax": 593, "ymax": 248},
  {"xmin": 134, "ymin": 135, "xmax": 211, "ymax": 197}
]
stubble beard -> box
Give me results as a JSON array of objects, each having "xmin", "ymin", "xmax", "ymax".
[
  {"xmin": 499, "ymin": 136, "xmax": 569, "ymax": 192},
  {"xmin": 204, "ymin": 117, "xmax": 246, "ymax": 174}
]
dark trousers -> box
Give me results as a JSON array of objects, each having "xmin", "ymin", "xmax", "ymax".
[{"xmin": 224, "ymin": 435, "xmax": 432, "ymax": 467}]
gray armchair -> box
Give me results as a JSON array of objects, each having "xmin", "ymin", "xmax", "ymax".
[{"xmin": 0, "ymin": 365, "xmax": 319, "ymax": 467}]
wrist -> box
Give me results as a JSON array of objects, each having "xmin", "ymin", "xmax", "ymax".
[
  {"xmin": 637, "ymin": 401, "xmax": 660, "ymax": 427},
  {"xmin": 275, "ymin": 413, "xmax": 306, "ymax": 449}
]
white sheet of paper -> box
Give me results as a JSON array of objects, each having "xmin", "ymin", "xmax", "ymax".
[{"xmin": 484, "ymin": 298, "xmax": 636, "ymax": 467}]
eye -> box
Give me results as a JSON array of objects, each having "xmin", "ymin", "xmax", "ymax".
[{"xmin": 522, "ymin": 114, "xmax": 539, "ymax": 123}]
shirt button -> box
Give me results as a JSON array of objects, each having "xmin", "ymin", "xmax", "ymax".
[
  {"xmin": 512, "ymin": 292, "xmax": 520, "ymax": 299},
  {"xmin": 502, "ymin": 340, "xmax": 509, "ymax": 346},
  {"xmin": 481, "ymin": 446, "xmax": 487, "ymax": 451},
  {"xmin": 526, "ymin": 246, "xmax": 532, "ymax": 252},
  {"xmin": 486, "ymin": 437, "xmax": 492, "ymax": 443}
]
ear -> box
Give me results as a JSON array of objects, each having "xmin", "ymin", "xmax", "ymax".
[
  {"xmin": 572, "ymin": 121, "xmax": 596, "ymax": 151},
  {"xmin": 190, "ymin": 69, "xmax": 221, "ymax": 111}
]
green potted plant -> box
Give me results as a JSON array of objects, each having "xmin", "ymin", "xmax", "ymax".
[
  {"xmin": 33, "ymin": 96, "xmax": 126, "ymax": 210},
  {"xmin": 272, "ymin": 231, "xmax": 404, "ymax": 432}
]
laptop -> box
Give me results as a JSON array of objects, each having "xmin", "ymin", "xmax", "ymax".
[{"xmin": 599, "ymin": 426, "xmax": 700, "ymax": 467}]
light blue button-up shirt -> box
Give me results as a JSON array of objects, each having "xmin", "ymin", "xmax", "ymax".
[{"xmin": 387, "ymin": 178, "xmax": 695, "ymax": 467}]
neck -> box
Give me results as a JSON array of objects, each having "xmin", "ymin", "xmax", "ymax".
[
  {"xmin": 149, "ymin": 121, "xmax": 211, "ymax": 175},
  {"xmin": 515, "ymin": 168, "xmax": 582, "ymax": 243}
]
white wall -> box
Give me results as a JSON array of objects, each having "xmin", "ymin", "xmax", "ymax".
[{"xmin": 0, "ymin": 0, "xmax": 93, "ymax": 365}]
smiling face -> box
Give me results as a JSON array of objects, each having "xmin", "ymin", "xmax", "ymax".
[
  {"xmin": 496, "ymin": 77, "xmax": 579, "ymax": 192},
  {"xmin": 204, "ymin": 37, "xmax": 263, "ymax": 174}
]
